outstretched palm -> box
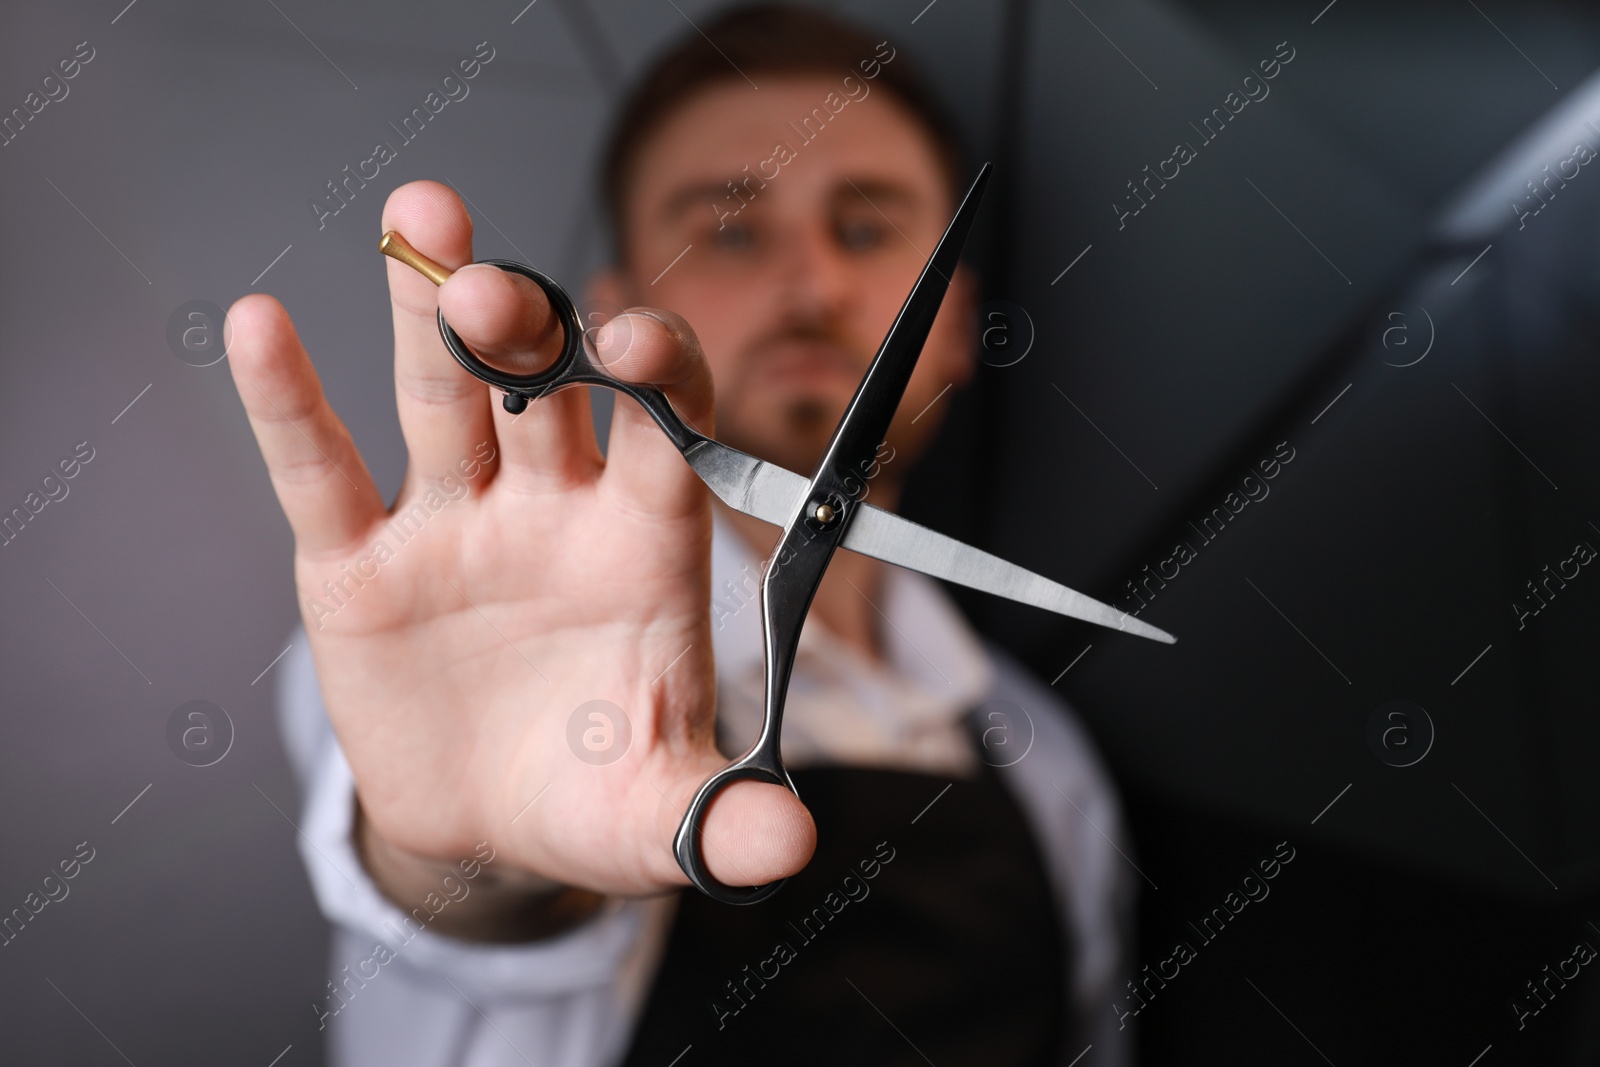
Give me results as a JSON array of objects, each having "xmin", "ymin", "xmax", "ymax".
[{"xmin": 228, "ymin": 181, "xmax": 813, "ymax": 896}]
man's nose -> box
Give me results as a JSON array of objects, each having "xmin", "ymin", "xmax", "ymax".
[{"xmin": 776, "ymin": 224, "xmax": 855, "ymax": 318}]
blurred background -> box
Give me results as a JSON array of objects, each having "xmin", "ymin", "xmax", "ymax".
[{"xmin": 2, "ymin": 0, "xmax": 1598, "ymax": 1062}]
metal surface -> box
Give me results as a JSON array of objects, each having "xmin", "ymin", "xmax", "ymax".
[
  {"xmin": 686, "ymin": 441, "xmax": 1174, "ymax": 643},
  {"xmin": 844, "ymin": 505, "xmax": 1175, "ymax": 644},
  {"xmin": 379, "ymin": 231, "xmax": 453, "ymax": 286}
]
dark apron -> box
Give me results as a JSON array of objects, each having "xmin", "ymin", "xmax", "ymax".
[{"xmin": 619, "ymin": 723, "xmax": 1069, "ymax": 1066}]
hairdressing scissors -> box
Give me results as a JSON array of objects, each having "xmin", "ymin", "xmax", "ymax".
[{"xmin": 380, "ymin": 163, "xmax": 1175, "ymax": 904}]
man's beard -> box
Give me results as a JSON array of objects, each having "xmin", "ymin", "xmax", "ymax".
[
  {"xmin": 723, "ymin": 395, "xmax": 841, "ymax": 477},
  {"xmin": 722, "ymin": 321, "xmax": 863, "ymax": 474}
]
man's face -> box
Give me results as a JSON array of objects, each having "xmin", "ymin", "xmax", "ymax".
[{"xmin": 597, "ymin": 76, "xmax": 976, "ymax": 480}]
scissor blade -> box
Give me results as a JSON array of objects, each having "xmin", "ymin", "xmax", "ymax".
[
  {"xmin": 843, "ymin": 505, "xmax": 1176, "ymax": 644},
  {"xmin": 684, "ymin": 440, "xmax": 810, "ymax": 525},
  {"xmin": 683, "ymin": 440, "xmax": 1175, "ymax": 644}
]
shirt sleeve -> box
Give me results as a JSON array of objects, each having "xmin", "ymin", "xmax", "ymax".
[
  {"xmin": 275, "ymin": 628, "xmax": 672, "ymax": 1067},
  {"xmin": 985, "ymin": 643, "xmax": 1136, "ymax": 1067}
]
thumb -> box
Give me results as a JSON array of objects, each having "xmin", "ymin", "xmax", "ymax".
[{"xmin": 658, "ymin": 769, "xmax": 817, "ymax": 890}]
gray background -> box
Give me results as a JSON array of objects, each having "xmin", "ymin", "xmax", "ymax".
[{"xmin": 2, "ymin": 0, "xmax": 1598, "ymax": 1063}]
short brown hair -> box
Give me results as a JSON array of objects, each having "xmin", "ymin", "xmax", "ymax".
[{"xmin": 599, "ymin": 3, "xmax": 966, "ymax": 262}]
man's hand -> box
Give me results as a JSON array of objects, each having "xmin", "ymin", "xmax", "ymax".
[{"xmin": 226, "ymin": 181, "xmax": 815, "ymax": 918}]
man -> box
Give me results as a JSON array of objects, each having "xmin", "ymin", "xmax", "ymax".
[{"xmin": 227, "ymin": 6, "xmax": 1133, "ymax": 1064}]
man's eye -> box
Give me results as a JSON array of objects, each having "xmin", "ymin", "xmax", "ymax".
[
  {"xmin": 712, "ymin": 223, "xmax": 755, "ymax": 251},
  {"xmin": 837, "ymin": 218, "xmax": 886, "ymax": 251}
]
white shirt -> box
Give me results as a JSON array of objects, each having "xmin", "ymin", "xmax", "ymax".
[{"xmin": 278, "ymin": 513, "xmax": 1134, "ymax": 1066}]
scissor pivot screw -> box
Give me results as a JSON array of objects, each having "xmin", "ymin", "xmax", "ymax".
[
  {"xmin": 813, "ymin": 503, "xmax": 837, "ymax": 524},
  {"xmin": 503, "ymin": 393, "xmax": 529, "ymax": 414}
]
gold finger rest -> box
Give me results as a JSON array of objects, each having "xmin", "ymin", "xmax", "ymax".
[{"xmin": 379, "ymin": 230, "xmax": 453, "ymax": 286}]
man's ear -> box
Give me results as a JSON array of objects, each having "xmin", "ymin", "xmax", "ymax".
[{"xmin": 939, "ymin": 262, "xmax": 980, "ymax": 390}]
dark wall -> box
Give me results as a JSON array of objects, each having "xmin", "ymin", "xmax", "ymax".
[{"xmin": 901, "ymin": 1, "xmax": 1600, "ymax": 1062}]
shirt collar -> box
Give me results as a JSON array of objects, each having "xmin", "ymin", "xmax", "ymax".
[{"xmin": 708, "ymin": 508, "xmax": 993, "ymax": 772}]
